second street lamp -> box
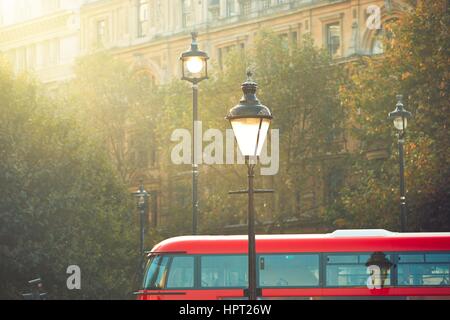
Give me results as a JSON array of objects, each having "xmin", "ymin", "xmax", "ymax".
[
  {"xmin": 227, "ymin": 70, "xmax": 273, "ymax": 300},
  {"xmin": 132, "ymin": 181, "xmax": 149, "ymax": 278},
  {"xmin": 180, "ymin": 32, "xmax": 209, "ymax": 235},
  {"xmin": 389, "ymin": 95, "xmax": 412, "ymax": 232}
]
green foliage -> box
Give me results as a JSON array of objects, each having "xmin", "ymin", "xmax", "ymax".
[
  {"xmin": 0, "ymin": 60, "xmax": 139, "ymax": 299},
  {"xmin": 336, "ymin": 1, "xmax": 450, "ymax": 231},
  {"xmin": 148, "ymin": 31, "xmax": 346, "ymax": 233},
  {"xmin": 65, "ymin": 31, "xmax": 345, "ymax": 238},
  {"xmin": 65, "ymin": 52, "xmax": 160, "ymax": 183}
]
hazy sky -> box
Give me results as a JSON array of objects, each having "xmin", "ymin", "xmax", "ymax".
[
  {"xmin": 1, "ymin": 0, "xmax": 31, "ymax": 25},
  {"xmin": 0, "ymin": 0, "xmax": 84, "ymax": 26}
]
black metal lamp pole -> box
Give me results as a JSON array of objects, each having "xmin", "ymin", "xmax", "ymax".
[
  {"xmin": 180, "ymin": 32, "xmax": 209, "ymax": 235},
  {"xmin": 132, "ymin": 181, "xmax": 149, "ymax": 277},
  {"xmin": 246, "ymin": 157, "xmax": 257, "ymax": 301},
  {"xmin": 227, "ymin": 71, "xmax": 273, "ymax": 300},
  {"xmin": 192, "ymin": 83, "xmax": 199, "ymax": 235},
  {"xmin": 389, "ymin": 95, "xmax": 412, "ymax": 232},
  {"xmin": 398, "ymin": 129, "xmax": 407, "ymax": 232}
]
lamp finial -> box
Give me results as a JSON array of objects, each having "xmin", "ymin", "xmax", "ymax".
[
  {"xmin": 246, "ymin": 69, "xmax": 253, "ymax": 81},
  {"xmin": 191, "ymin": 31, "xmax": 198, "ymax": 42}
]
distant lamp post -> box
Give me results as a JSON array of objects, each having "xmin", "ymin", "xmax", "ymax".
[
  {"xmin": 389, "ymin": 95, "xmax": 412, "ymax": 232},
  {"xmin": 227, "ymin": 70, "xmax": 273, "ymax": 300},
  {"xmin": 132, "ymin": 180, "xmax": 149, "ymax": 277},
  {"xmin": 22, "ymin": 278, "xmax": 47, "ymax": 300},
  {"xmin": 180, "ymin": 32, "xmax": 209, "ymax": 235}
]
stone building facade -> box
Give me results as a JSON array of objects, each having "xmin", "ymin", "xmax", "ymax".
[
  {"xmin": 80, "ymin": 0, "xmax": 407, "ymax": 84},
  {"xmin": 1, "ymin": 0, "xmax": 407, "ymax": 84},
  {"xmin": 0, "ymin": 0, "xmax": 83, "ymax": 84}
]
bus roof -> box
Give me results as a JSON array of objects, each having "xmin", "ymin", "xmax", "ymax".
[{"xmin": 149, "ymin": 230, "xmax": 450, "ymax": 255}]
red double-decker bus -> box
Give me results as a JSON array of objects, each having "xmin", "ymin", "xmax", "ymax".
[{"xmin": 136, "ymin": 230, "xmax": 450, "ymax": 300}]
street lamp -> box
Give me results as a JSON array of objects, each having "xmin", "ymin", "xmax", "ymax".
[
  {"xmin": 132, "ymin": 181, "xmax": 149, "ymax": 277},
  {"xmin": 180, "ymin": 32, "xmax": 209, "ymax": 235},
  {"xmin": 226, "ymin": 70, "xmax": 273, "ymax": 300},
  {"xmin": 389, "ymin": 95, "xmax": 412, "ymax": 232}
]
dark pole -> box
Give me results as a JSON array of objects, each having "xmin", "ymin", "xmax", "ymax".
[
  {"xmin": 139, "ymin": 196, "xmax": 145, "ymax": 275},
  {"xmin": 192, "ymin": 84, "xmax": 199, "ymax": 235},
  {"xmin": 398, "ymin": 131, "xmax": 407, "ymax": 232},
  {"xmin": 133, "ymin": 182, "xmax": 148, "ymax": 279},
  {"xmin": 246, "ymin": 156, "xmax": 257, "ymax": 301}
]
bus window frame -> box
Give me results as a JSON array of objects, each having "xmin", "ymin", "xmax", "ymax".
[
  {"xmin": 143, "ymin": 254, "xmax": 193, "ymax": 290},
  {"xmin": 141, "ymin": 251, "xmax": 450, "ymax": 291},
  {"xmin": 323, "ymin": 252, "xmax": 395, "ymax": 289},
  {"xmin": 199, "ymin": 254, "xmax": 248, "ymax": 290},
  {"xmin": 165, "ymin": 255, "xmax": 196, "ymax": 290},
  {"xmin": 257, "ymin": 252, "xmax": 321, "ymax": 289},
  {"xmin": 395, "ymin": 251, "xmax": 450, "ymax": 288}
]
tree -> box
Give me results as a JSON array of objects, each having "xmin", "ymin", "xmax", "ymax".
[
  {"xmin": 65, "ymin": 52, "xmax": 159, "ymax": 184},
  {"xmin": 149, "ymin": 31, "xmax": 346, "ymax": 234},
  {"xmin": 0, "ymin": 59, "xmax": 139, "ymax": 299},
  {"xmin": 337, "ymin": 1, "xmax": 450, "ymax": 231}
]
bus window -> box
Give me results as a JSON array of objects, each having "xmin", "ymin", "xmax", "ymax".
[
  {"xmin": 201, "ymin": 255, "xmax": 247, "ymax": 288},
  {"xmin": 259, "ymin": 254, "xmax": 319, "ymax": 287},
  {"xmin": 143, "ymin": 255, "xmax": 170, "ymax": 289},
  {"xmin": 326, "ymin": 252, "xmax": 392, "ymax": 287},
  {"xmin": 398, "ymin": 253, "xmax": 450, "ymax": 286},
  {"xmin": 166, "ymin": 256, "xmax": 194, "ymax": 289}
]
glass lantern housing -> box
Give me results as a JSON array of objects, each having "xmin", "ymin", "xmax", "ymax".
[
  {"xmin": 226, "ymin": 71, "xmax": 272, "ymax": 157},
  {"xmin": 180, "ymin": 32, "xmax": 209, "ymax": 84},
  {"xmin": 389, "ymin": 95, "xmax": 412, "ymax": 132}
]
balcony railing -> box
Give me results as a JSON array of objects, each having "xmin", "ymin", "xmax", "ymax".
[{"xmin": 142, "ymin": 0, "xmax": 345, "ymax": 42}]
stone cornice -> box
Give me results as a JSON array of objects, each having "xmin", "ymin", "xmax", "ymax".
[{"xmin": 0, "ymin": 11, "xmax": 75, "ymax": 44}]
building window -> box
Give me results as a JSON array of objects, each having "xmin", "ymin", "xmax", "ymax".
[
  {"xmin": 16, "ymin": 47, "xmax": 26, "ymax": 72},
  {"xmin": 26, "ymin": 44, "xmax": 36, "ymax": 70},
  {"xmin": 96, "ymin": 20, "xmax": 107, "ymax": 45},
  {"xmin": 138, "ymin": 0, "xmax": 150, "ymax": 38},
  {"xmin": 371, "ymin": 29, "xmax": 384, "ymax": 55},
  {"xmin": 41, "ymin": 39, "xmax": 59, "ymax": 67},
  {"xmin": 149, "ymin": 190, "xmax": 158, "ymax": 227},
  {"xmin": 15, "ymin": 0, "xmax": 32, "ymax": 22},
  {"xmin": 240, "ymin": 0, "xmax": 252, "ymax": 16},
  {"xmin": 261, "ymin": 0, "xmax": 271, "ymax": 10},
  {"xmin": 324, "ymin": 168, "xmax": 344, "ymax": 204},
  {"xmin": 226, "ymin": 0, "xmax": 235, "ymax": 16},
  {"xmin": 217, "ymin": 44, "xmax": 242, "ymax": 69},
  {"xmin": 181, "ymin": 0, "xmax": 192, "ymax": 28},
  {"xmin": 326, "ymin": 22, "xmax": 341, "ymax": 58},
  {"xmin": 208, "ymin": 0, "xmax": 220, "ymax": 19},
  {"xmin": 291, "ymin": 31, "xmax": 298, "ymax": 47},
  {"xmin": 279, "ymin": 33, "xmax": 289, "ymax": 49}
]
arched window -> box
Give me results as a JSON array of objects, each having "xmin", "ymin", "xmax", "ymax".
[
  {"xmin": 138, "ymin": 0, "xmax": 149, "ymax": 38},
  {"xmin": 368, "ymin": 17, "xmax": 399, "ymax": 55},
  {"xmin": 371, "ymin": 29, "xmax": 384, "ymax": 55}
]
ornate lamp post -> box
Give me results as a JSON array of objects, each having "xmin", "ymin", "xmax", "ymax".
[
  {"xmin": 389, "ymin": 95, "xmax": 412, "ymax": 232},
  {"xmin": 180, "ymin": 32, "xmax": 209, "ymax": 235},
  {"xmin": 132, "ymin": 181, "xmax": 150, "ymax": 277},
  {"xmin": 226, "ymin": 71, "xmax": 273, "ymax": 300}
]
